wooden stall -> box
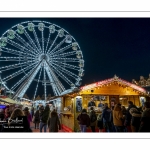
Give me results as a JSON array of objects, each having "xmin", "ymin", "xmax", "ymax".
[{"xmin": 55, "ymin": 75, "xmax": 150, "ymax": 132}]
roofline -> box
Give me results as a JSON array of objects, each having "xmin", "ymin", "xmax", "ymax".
[{"xmin": 80, "ymin": 75, "xmax": 147, "ymax": 94}]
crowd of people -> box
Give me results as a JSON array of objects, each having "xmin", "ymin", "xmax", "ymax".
[
  {"xmin": 1, "ymin": 100, "xmax": 150, "ymax": 133},
  {"xmin": 77, "ymin": 101, "xmax": 150, "ymax": 132},
  {"xmin": 0, "ymin": 104, "xmax": 61, "ymax": 132}
]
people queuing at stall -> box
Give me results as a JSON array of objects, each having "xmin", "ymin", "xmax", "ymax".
[{"xmin": 77, "ymin": 101, "xmax": 150, "ymax": 132}]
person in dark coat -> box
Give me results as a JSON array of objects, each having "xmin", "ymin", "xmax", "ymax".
[
  {"xmin": 88, "ymin": 97, "xmax": 96, "ymax": 107},
  {"xmin": 33, "ymin": 108, "xmax": 40, "ymax": 129},
  {"xmin": 30, "ymin": 106, "xmax": 35, "ymax": 118},
  {"xmin": 121, "ymin": 106, "xmax": 127, "ymax": 116},
  {"xmin": 97, "ymin": 113, "xmax": 104, "ymax": 132},
  {"xmin": 139, "ymin": 102, "xmax": 150, "ymax": 132},
  {"xmin": 77, "ymin": 109, "xmax": 90, "ymax": 132},
  {"xmin": 39, "ymin": 105, "xmax": 50, "ymax": 132},
  {"xmin": 102, "ymin": 103, "xmax": 113, "ymax": 132},
  {"xmin": 23, "ymin": 107, "xmax": 32, "ymax": 128},
  {"xmin": 124, "ymin": 101, "xmax": 137, "ymax": 132},
  {"xmin": 89, "ymin": 107, "xmax": 97, "ymax": 132},
  {"xmin": 48, "ymin": 109, "xmax": 61, "ymax": 132},
  {"xmin": 129, "ymin": 107, "xmax": 141, "ymax": 132}
]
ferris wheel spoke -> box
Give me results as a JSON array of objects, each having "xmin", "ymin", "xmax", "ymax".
[
  {"xmin": 15, "ymin": 33, "xmax": 38, "ymax": 55},
  {"xmin": 33, "ymin": 29, "xmax": 42, "ymax": 53},
  {"xmin": 51, "ymin": 62, "xmax": 80, "ymax": 71},
  {"xmin": 0, "ymin": 61, "xmax": 33, "ymax": 72},
  {"xmin": 3, "ymin": 62, "xmax": 37, "ymax": 82},
  {"xmin": 0, "ymin": 47, "xmax": 33, "ymax": 57},
  {"xmin": 50, "ymin": 44, "xmax": 72, "ymax": 56},
  {"xmin": 51, "ymin": 51, "xmax": 76, "ymax": 58},
  {"xmin": 51, "ymin": 62, "xmax": 79, "ymax": 79},
  {"xmin": 45, "ymin": 32, "xmax": 51, "ymax": 52},
  {"xmin": 48, "ymin": 37, "xmax": 66, "ymax": 55},
  {"xmin": 12, "ymin": 62, "xmax": 42, "ymax": 99},
  {"xmin": 47, "ymin": 61, "xmax": 73, "ymax": 86},
  {"xmin": 0, "ymin": 56, "xmax": 33, "ymax": 62},
  {"xmin": 33, "ymin": 67, "xmax": 42, "ymax": 101},
  {"xmin": 45, "ymin": 62, "xmax": 65, "ymax": 92},
  {"xmin": 53, "ymin": 64, "xmax": 78, "ymax": 79},
  {"xmin": 10, "ymin": 63, "xmax": 40, "ymax": 91},
  {"xmin": 52, "ymin": 57, "xmax": 79, "ymax": 62},
  {"xmin": 47, "ymin": 33, "xmax": 59, "ymax": 54},
  {"xmin": 51, "ymin": 60, "xmax": 80, "ymax": 71},
  {"xmin": 45, "ymin": 62, "xmax": 65, "ymax": 95},
  {"xmin": 7, "ymin": 39, "xmax": 35, "ymax": 57},
  {"xmin": 43, "ymin": 62, "xmax": 47, "ymax": 100},
  {"xmin": 24, "ymin": 29, "xmax": 39, "ymax": 54},
  {"xmin": 42, "ymin": 30, "xmax": 44, "ymax": 54}
]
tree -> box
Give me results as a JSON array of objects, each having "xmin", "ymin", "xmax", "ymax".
[
  {"xmin": 47, "ymin": 94, "xmax": 51, "ymax": 100},
  {"xmin": 35, "ymin": 95, "xmax": 41, "ymax": 100},
  {"xmin": 23, "ymin": 94, "xmax": 29, "ymax": 99}
]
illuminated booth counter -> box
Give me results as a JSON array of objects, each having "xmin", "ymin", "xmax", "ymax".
[{"xmin": 52, "ymin": 75, "xmax": 150, "ymax": 132}]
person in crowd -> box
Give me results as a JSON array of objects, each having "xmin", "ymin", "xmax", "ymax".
[
  {"xmin": 121, "ymin": 106, "xmax": 127, "ymax": 116},
  {"xmin": 30, "ymin": 106, "xmax": 35, "ymax": 118},
  {"xmin": 32, "ymin": 107, "xmax": 40, "ymax": 129},
  {"xmin": 101, "ymin": 103, "xmax": 113, "ymax": 132},
  {"xmin": 89, "ymin": 106, "xmax": 97, "ymax": 132},
  {"xmin": 1, "ymin": 108, "xmax": 31, "ymax": 132},
  {"xmin": 0, "ymin": 109, "xmax": 4, "ymax": 131},
  {"xmin": 129, "ymin": 107, "xmax": 141, "ymax": 132},
  {"xmin": 139, "ymin": 102, "xmax": 150, "ymax": 132},
  {"xmin": 138, "ymin": 106, "xmax": 143, "ymax": 113},
  {"xmin": 97, "ymin": 112, "xmax": 104, "ymax": 132},
  {"xmin": 39, "ymin": 105, "xmax": 50, "ymax": 132},
  {"xmin": 48, "ymin": 109, "xmax": 61, "ymax": 132},
  {"xmin": 4, "ymin": 107, "xmax": 11, "ymax": 122},
  {"xmin": 124, "ymin": 101, "xmax": 137, "ymax": 132},
  {"xmin": 98, "ymin": 101, "xmax": 104, "ymax": 108},
  {"xmin": 77, "ymin": 108, "xmax": 90, "ymax": 132},
  {"xmin": 113, "ymin": 104, "xmax": 124, "ymax": 132},
  {"xmin": 0, "ymin": 109, "xmax": 4, "ymax": 120},
  {"xmin": 88, "ymin": 97, "xmax": 96, "ymax": 107},
  {"xmin": 23, "ymin": 107, "xmax": 32, "ymax": 128}
]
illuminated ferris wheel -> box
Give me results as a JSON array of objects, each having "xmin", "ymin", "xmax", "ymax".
[{"xmin": 0, "ymin": 20, "xmax": 84, "ymax": 100}]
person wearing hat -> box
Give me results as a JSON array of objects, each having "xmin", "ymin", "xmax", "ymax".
[{"xmin": 23, "ymin": 107, "xmax": 32, "ymax": 128}]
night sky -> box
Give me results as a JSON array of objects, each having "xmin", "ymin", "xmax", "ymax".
[{"xmin": 0, "ymin": 18, "xmax": 150, "ymax": 98}]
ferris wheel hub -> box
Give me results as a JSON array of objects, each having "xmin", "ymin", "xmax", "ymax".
[{"xmin": 39, "ymin": 54, "xmax": 49, "ymax": 61}]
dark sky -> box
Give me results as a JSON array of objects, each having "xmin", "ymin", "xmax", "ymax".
[{"xmin": 0, "ymin": 18, "xmax": 150, "ymax": 98}]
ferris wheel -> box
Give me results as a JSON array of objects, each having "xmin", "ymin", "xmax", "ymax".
[{"xmin": 0, "ymin": 20, "xmax": 84, "ymax": 100}]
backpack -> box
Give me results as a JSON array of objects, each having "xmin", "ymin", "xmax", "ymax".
[
  {"xmin": 97, "ymin": 114, "xmax": 103, "ymax": 121},
  {"xmin": 91, "ymin": 112, "xmax": 97, "ymax": 123}
]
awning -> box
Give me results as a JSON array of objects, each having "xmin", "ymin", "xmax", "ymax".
[{"xmin": 0, "ymin": 97, "xmax": 21, "ymax": 105}]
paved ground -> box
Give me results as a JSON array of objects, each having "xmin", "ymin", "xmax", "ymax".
[{"xmin": 30, "ymin": 122, "xmax": 65, "ymax": 133}]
